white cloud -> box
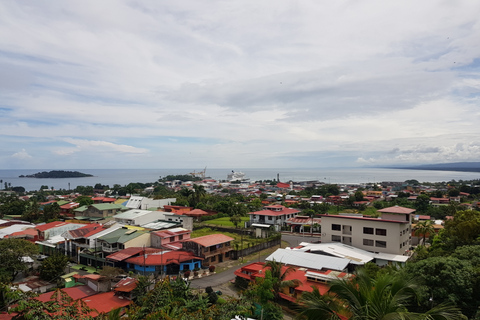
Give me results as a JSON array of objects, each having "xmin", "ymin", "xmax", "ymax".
[
  {"xmin": 59, "ymin": 139, "xmax": 148, "ymax": 155},
  {"xmin": 0, "ymin": 1, "xmax": 480, "ymax": 168},
  {"xmin": 11, "ymin": 149, "xmax": 32, "ymax": 160}
]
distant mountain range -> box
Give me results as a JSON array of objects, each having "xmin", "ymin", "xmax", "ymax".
[{"xmin": 390, "ymin": 162, "xmax": 480, "ymax": 173}]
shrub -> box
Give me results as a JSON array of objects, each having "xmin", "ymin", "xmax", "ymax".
[
  {"xmin": 209, "ymin": 265, "xmax": 216, "ymax": 273},
  {"xmin": 183, "ymin": 270, "xmax": 191, "ymax": 278}
]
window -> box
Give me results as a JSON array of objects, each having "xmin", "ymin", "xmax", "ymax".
[
  {"xmin": 225, "ymin": 251, "xmax": 229, "ymax": 258},
  {"xmin": 332, "ymin": 224, "xmax": 341, "ymax": 231},
  {"xmin": 268, "ymin": 216, "xmax": 273, "ymax": 220},
  {"xmin": 376, "ymin": 228, "xmax": 387, "ymax": 236},
  {"xmin": 289, "ymin": 287, "xmax": 295, "ymax": 294},
  {"xmin": 252, "ymin": 215, "xmax": 256, "ymax": 219},
  {"xmin": 332, "ymin": 235, "xmax": 341, "ymax": 242},
  {"xmin": 170, "ymin": 236, "xmax": 175, "ymax": 242},
  {"xmin": 375, "ymin": 240, "xmax": 387, "ymax": 248},
  {"xmin": 363, "ymin": 227, "xmax": 374, "ymax": 234},
  {"xmin": 179, "ymin": 235, "xmax": 183, "ymax": 240},
  {"xmin": 211, "ymin": 255, "xmax": 216, "ymax": 262},
  {"xmin": 363, "ymin": 239, "xmax": 374, "ymax": 246}
]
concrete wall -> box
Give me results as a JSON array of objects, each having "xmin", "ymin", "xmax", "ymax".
[{"xmin": 322, "ymin": 215, "xmax": 411, "ymax": 255}]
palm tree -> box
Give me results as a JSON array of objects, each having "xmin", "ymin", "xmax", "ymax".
[
  {"xmin": 297, "ymin": 269, "xmax": 464, "ymax": 320},
  {"xmin": 414, "ymin": 220, "xmax": 435, "ymax": 245},
  {"xmin": 192, "ymin": 184, "xmax": 207, "ymax": 207},
  {"xmin": 264, "ymin": 259, "xmax": 300, "ymax": 301}
]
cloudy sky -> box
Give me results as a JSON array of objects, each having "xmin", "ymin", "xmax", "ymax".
[{"xmin": 1, "ymin": 1, "xmax": 480, "ymax": 170}]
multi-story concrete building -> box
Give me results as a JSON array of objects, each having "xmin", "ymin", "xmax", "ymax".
[
  {"xmin": 248, "ymin": 205, "xmax": 300, "ymax": 230},
  {"xmin": 320, "ymin": 206, "xmax": 415, "ymax": 255}
]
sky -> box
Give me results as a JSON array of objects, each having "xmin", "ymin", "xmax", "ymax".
[{"xmin": 1, "ymin": 1, "xmax": 480, "ymax": 170}]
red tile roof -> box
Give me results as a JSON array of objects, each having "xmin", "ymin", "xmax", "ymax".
[
  {"xmin": 185, "ymin": 209, "xmax": 209, "ymax": 216},
  {"xmin": 188, "ymin": 234, "xmax": 234, "ymax": 247},
  {"xmin": 125, "ymin": 250, "xmax": 202, "ymax": 266},
  {"xmin": 106, "ymin": 247, "xmax": 162, "ymax": 262},
  {"xmin": 277, "ymin": 182, "xmax": 290, "ymax": 188},
  {"xmin": 81, "ymin": 291, "xmax": 131, "ymax": 316},
  {"xmin": 66, "ymin": 224, "xmax": 103, "ymax": 239},
  {"xmin": 152, "ymin": 228, "xmax": 191, "ymax": 238},
  {"xmin": 378, "ymin": 206, "xmax": 416, "ymax": 214},
  {"xmin": 249, "ymin": 207, "xmax": 300, "ymax": 217},
  {"xmin": 320, "ymin": 214, "xmax": 409, "ymax": 224},
  {"xmin": 114, "ymin": 277, "xmax": 138, "ymax": 293},
  {"xmin": 35, "ymin": 221, "xmax": 72, "ymax": 232},
  {"xmin": 287, "ymin": 216, "xmax": 322, "ymax": 224},
  {"xmin": 36, "ymin": 285, "xmax": 96, "ymax": 302},
  {"xmin": 60, "ymin": 202, "xmax": 80, "ymax": 210}
]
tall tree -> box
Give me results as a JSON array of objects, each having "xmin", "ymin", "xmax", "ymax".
[
  {"xmin": 413, "ymin": 220, "xmax": 435, "ymax": 245},
  {"xmin": 264, "ymin": 260, "xmax": 300, "ymax": 302},
  {"xmin": 0, "ymin": 239, "xmax": 38, "ymax": 282},
  {"xmin": 39, "ymin": 254, "xmax": 69, "ymax": 282}
]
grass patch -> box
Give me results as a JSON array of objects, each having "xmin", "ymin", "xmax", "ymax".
[
  {"xmin": 205, "ymin": 217, "xmax": 250, "ymax": 227},
  {"xmin": 192, "ymin": 228, "xmax": 276, "ymax": 250}
]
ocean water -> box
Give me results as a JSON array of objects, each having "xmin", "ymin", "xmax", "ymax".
[{"xmin": 1, "ymin": 168, "xmax": 479, "ymax": 192}]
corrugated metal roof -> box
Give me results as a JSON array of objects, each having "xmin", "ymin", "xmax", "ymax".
[
  {"xmin": 113, "ymin": 209, "xmax": 153, "ymax": 219},
  {"xmin": 296, "ymin": 242, "xmax": 408, "ymax": 263},
  {"xmin": 98, "ymin": 228, "xmax": 146, "ymax": 244},
  {"xmin": 141, "ymin": 220, "xmax": 180, "ymax": 230},
  {"xmin": 266, "ymin": 248, "xmax": 349, "ymax": 271}
]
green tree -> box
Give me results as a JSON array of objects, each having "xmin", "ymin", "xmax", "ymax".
[
  {"xmin": 0, "ymin": 239, "xmax": 38, "ymax": 282},
  {"xmin": 264, "ymin": 260, "xmax": 300, "ymax": 302},
  {"xmin": 42, "ymin": 202, "xmax": 60, "ymax": 222},
  {"xmin": 22, "ymin": 198, "xmax": 40, "ymax": 222},
  {"xmin": 192, "ymin": 184, "xmax": 207, "ymax": 207},
  {"xmin": 434, "ymin": 210, "xmax": 480, "ymax": 250},
  {"xmin": 11, "ymin": 288, "xmax": 94, "ymax": 319},
  {"xmin": 76, "ymin": 196, "xmax": 94, "ymax": 207},
  {"xmin": 298, "ymin": 269, "xmax": 464, "ymax": 320},
  {"xmin": 406, "ymin": 256, "xmax": 479, "ymax": 318},
  {"xmin": 415, "ymin": 194, "xmax": 431, "ymax": 213},
  {"xmin": 229, "ymin": 214, "xmax": 242, "ymax": 228},
  {"xmin": 413, "ymin": 220, "xmax": 435, "ymax": 245},
  {"xmin": 39, "ymin": 254, "xmax": 70, "ymax": 282},
  {"xmin": 354, "ymin": 190, "xmax": 365, "ymax": 202},
  {"xmin": 0, "ymin": 194, "xmax": 27, "ymax": 218}
]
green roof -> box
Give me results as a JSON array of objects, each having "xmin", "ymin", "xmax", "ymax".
[
  {"xmin": 56, "ymin": 200, "xmax": 70, "ymax": 206},
  {"xmin": 91, "ymin": 203, "xmax": 124, "ymax": 211},
  {"xmin": 74, "ymin": 206, "xmax": 88, "ymax": 212},
  {"xmin": 98, "ymin": 228, "xmax": 147, "ymax": 244}
]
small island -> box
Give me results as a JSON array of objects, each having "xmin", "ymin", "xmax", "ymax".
[{"xmin": 19, "ymin": 170, "xmax": 94, "ymax": 178}]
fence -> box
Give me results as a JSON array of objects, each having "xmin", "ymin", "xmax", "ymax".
[{"xmin": 231, "ymin": 238, "xmax": 281, "ymax": 260}]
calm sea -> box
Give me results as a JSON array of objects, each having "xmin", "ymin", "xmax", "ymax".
[{"xmin": 1, "ymin": 168, "xmax": 479, "ymax": 192}]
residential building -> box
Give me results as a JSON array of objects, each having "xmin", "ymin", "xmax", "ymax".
[
  {"xmin": 234, "ymin": 262, "xmax": 352, "ymax": 303},
  {"xmin": 95, "ymin": 227, "xmax": 151, "ymax": 257},
  {"xmin": 320, "ymin": 206, "xmax": 414, "ymax": 255},
  {"xmin": 248, "ymin": 205, "xmax": 301, "ymax": 230},
  {"xmin": 151, "ymin": 227, "xmax": 191, "ymax": 250},
  {"xmin": 125, "ymin": 196, "xmax": 176, "ymax": 210},
  {"xmin": 182, "ymin": 234, "xmax": 234, "ymax": 266},
  {"xmin": 125, "ymin": 250, "xmax": 203, "ymax": 275},
  {"xmin": 74, "ymin": 203, "xmax": 125, "ymax": 219},
  {"xmin": 113, "ymin": 209, "xmax": 165, "ymax": 226}
]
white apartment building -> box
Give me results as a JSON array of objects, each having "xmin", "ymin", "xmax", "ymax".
[{"xmin": 321, "ymin": 206, "xmax": 415, "ymax": 255}]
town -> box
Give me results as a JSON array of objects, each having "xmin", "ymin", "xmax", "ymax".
[{"xmin": 0, "ymin": 172, "xmax": 479, "ymax": 319}]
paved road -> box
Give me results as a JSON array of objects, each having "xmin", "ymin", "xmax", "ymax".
[
  {"xmin": 281, "ymin": 233, "xmax": 321, "ymax": 248},
  {"xmin": 190, "ymin": 233, "xmax": 321, "ymax": 289}
]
